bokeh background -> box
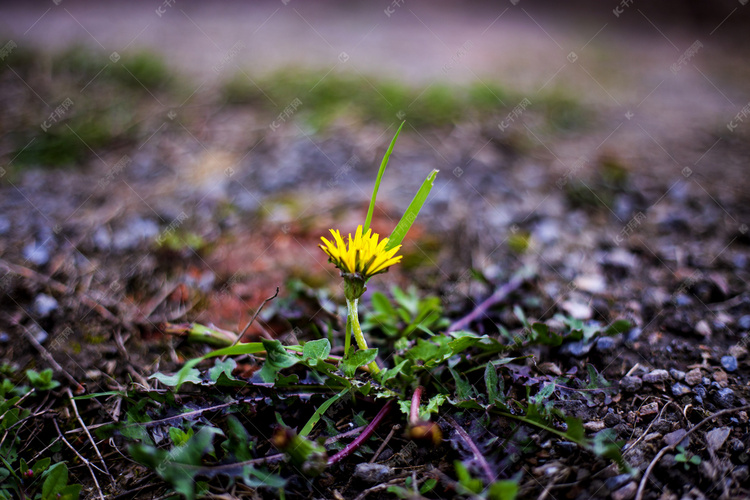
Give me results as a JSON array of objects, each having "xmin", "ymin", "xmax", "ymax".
[{"xmin": 1, "ymin": 0, "xmax": 750, "ymax": 355}]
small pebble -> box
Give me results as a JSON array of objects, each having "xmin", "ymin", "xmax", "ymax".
[
  {"xmin": 33, "ymin": 294, "xmax": 58, "ymax": 318},
  {"xmin": 584, "ymin": 421, "xmax": 605, "ymax": 432},
  {"xmin": 733, "ymin": 465, "xmax": 749, "ymax": 483},
  {"xmin": 713, "ymin": 388, "xmax": 735, "ymax": 409},
  {"xmin": 643, "ymin": 369, "xmax": 671, "ymax": 384},
  {"xmin": 738, "ymin": 315, "xmax": 750, "ymax": 330},
  {"xmin": 626, "ymin": 327, "xmax": 642, "ymax": 342},
  {"xmin": 22, "ymin": 241, "xmax": 50, "ymax": 266},
  {"xmin": 0, "ymin": 332, "xmax": 9, "ymax": 343},
  {"xmin": 730, "ymin": 437, "xmax": 745, "ymax": 453},
  {"xmin": 671, "ymin": 382, "xmax": 691, "ymax": 397},
  {"xmin": 605, "ymin": 474, "xmax": 631, "ymax": 492},
  {"xmin": 664, "ymin": 429, "xmax": 689, "ymax": 448},
  {"xmin": 713, "ymin": 370, "xmax": 728, "ymax": 386},
  {"xmin": 684, "ymin": 368, "xmax": 702, "ymax": 386},
  {"xmin": 620, "ymin": 376, "xmax": 642, "ymax": 392},
  {"xmin": 706, "ymin": 427, "xmax": 731, "ymax": 452},
  {"xmin": 595, "ymin": 336, "xmax": 617, "ymax": 353},
  {"xmin": 612, "ymin": 482, "xmax": 637, "ymax": 500},
  {"xmin": 604, "ymin": 412, "xmax": 621, "ymax": 427},
  {"xmin": 669, "ymin": 369, "xmax": 685, "ymax": 381},
  {"xmin": 729, "ymin": 345, "xmax": 747, "ymax": 360},
  {"xmin": 354, "ymin": 463, "xmax": 392, "ymax": 484},
  {"xmin": 695, "ymin": 319, "xmax": 711, "ymax": 337},
  {"xmin": 721, "ymin": 356, "xmax": 738, "ymax": 372},
  {"xmin": 640, "ymin": 402, "xmax": 659, "ymax": 417}
]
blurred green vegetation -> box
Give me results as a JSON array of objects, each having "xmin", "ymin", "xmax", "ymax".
[
  {"xmin": 221, "ymin": 68, "xmax": 587, "ymax": 131},
  {"xmin": 1, "ymin": 43, "xmax": 588, "ymax": 172}
]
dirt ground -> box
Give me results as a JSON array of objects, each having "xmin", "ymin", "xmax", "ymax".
[{"xmin": 2, "ymin": 2, "xmax": 750, "ymax": 499}]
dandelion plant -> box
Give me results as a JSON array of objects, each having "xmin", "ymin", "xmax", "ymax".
[{"xmin": 319, "ymin": 122, "xmax": 438, "ymax": 374}]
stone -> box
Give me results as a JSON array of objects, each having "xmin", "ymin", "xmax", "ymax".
[
  {"xmin": 604, "ymin": 412, "xmax": 621, "ymax": 427},
  {"xmin": 738, "ymin": 315, "xmax": 750, "ymax": 330},
  {"xmin": 728, "ymin": 345, "xmax": 747, "ymax": 360},
  {"xmin": 721, "ymin": 356, "xmax": 738, "ymax": 372},
  {"xmin": 669, "ymin": 369, "xmax": 685, "ymax": 381},
  {"xmin": 695, "ymin": 320, "xmax": 711, "ymax": 337},
  {"xmin": 354, "ymin": 463, "xmax": 392, "ymax": 484},
  {"xmin": 684, "ymin": 368, "xmax": 702, "ymax": 386},
  {"xmin": 713, "ymin": 388, "xmax": 735, "ymax": 409},
  {"xmin": 620, "ymin": 376, "xmax": 642, "ymax": 392},
  {"xmin": 595, "ymin": 336, "xmax": 617, "ymax": 353},
  {"xmin": 706, "ymin": 427, "xmax": 731, "ymax": 452},
  {"xmin": 612, "ymin": 482, "xmax": 637, "ymax": 500},
  {"xmin": 33, "ymin": 294, "xmax": 58, "ymax": 317},
  {"xmin": 664, "ymin": 429, "xmax": 689, "ymax": 448},
  {"xmin": 671, "ymin": 383, "xmax": 691, "ymax": 397},
  {"xmin": 640, "ymin": 402, "xmax": 659, "ymax": 418},
  {"xmin": 584, "ymin": 421, "xmax": 605, "ymax": 432},
  {"xmin": 643, "ymin": 369, "xmax": 670, "ymax": 384},
  {"xmin": 605, "ymin": 474, "xmax": 631, "ymax": 492},
  {"xmin": 561, "ymin": 300, "xmax": 592, "ymax": 320}
]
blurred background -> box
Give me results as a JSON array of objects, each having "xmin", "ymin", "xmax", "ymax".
[{"xmin": 1, "ymin": 0, "xmax": 749, "ymax": 353}]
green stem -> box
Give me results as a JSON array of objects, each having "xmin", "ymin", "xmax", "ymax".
[{"xmin": 346, "ymin": 298, "xmax": 380, "ymax": 374}]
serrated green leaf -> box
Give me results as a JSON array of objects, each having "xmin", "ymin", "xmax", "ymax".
[
  {"xmin": 341, "ymin": 349, "xmax": 378, "ymax": 378},
  {"xmin": 150, "ymin": 359, "xmax": 202, "ymax": 389},
  {"xmin": 485, "ymin": 363, "xmax": 499, "ymax": 403},
  {"xmin": 450, "ymin": 368, "xmax": 475, "ymax": 401},
  {"xmin": 386, "ymin": 169, "xmax": 439, "ymax": 251},
  {"xmin": 208, "ymin": 358, "xmax": 236, "ymax": 383},
  {"xmin": 365, "ymin": 121, "xmax": 404, "ymax": 233}
]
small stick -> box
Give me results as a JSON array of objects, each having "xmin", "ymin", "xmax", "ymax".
[
  {"xmin": 328, "ymin": 399, "xmax": 395, "ymax": 465},
  {"xmin": 66, "ymin": 388, "xmax": 115, "ymax": 487},
  {"xmin": 370, "ymin": 424, "xmax": 401, "ymax": 463},
  {"xmin": 22, "ymin": 326, "xmax": 80, "ymax": 388},
  {"xmin": 53, "ymin": 419, "xmax": 106, "ymax": 500},
  {"xmin": 448, "ymin": 273, "xmax": 527, "ymax": 332},
  {"xmin": 635, "ymin": 404, "xmax": 750, "ymax": 500},
  {"xmin": 228, "ymin": 287, "xmax": 279, "ymax": 349},
  {"xmin": 446, "ymin": 415, "xmax": 494, "ymax": 484}
]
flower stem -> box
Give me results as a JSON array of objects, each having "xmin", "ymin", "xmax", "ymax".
[{"xmin": 346, "ymin": 298, "xmax": 380, "ymax": 374}]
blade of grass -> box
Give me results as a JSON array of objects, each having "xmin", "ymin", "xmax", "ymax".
[
  {"xmin": 364, "ymin": 121, "xmax": 405, "ymax": 233},
  {"xmin": 386, "ymin": 169, "xmax": 439, "ymax": 251},
  {"xmin": 299, "ymin": 387, "xmax": 349, "ymax": 437}
]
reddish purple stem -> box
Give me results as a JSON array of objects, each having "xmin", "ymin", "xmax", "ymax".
[
  {"xmin": 328, "ymin": 399, "xmax": 394, "ymax": 465},
  {"xmin": 410, "ymin": 386, "xmax": 424, "ymax": 425}
]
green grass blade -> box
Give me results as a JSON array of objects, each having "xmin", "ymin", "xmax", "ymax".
[
  {"xmin": 386, "ymin": 169, "xmax": 439, "ymax": 251},
  {"xmin": 299, "ymin": 387, "xmax": 349, "ymax": 437},
  {"xmin": 364, "ymin": 121, "xmax": 405, "ymax": 233}
]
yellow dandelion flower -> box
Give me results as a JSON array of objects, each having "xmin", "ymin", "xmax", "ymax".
[{"xmin": 319, "ymin": 225, "xmax": 402, "ymax": 280}]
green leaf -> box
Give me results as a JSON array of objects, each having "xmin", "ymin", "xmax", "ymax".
[
  {"xmin": 150, "ymin": 358, "xmax": 202, "ymax": 389},
  {"xmin": 202, "ymin": 342, "xmax": 266, "ymax": 359},
  {"xmin": 386, "ymin": 169, "xmax": 439, "ymax": 251},
  {"xmin": 450, "ymin": 368, "xmax": 475, "ymax": 401},
  {"xmin": 341, "ymin": 349, "xmax": 378, "ymax": 378},
  {"xmin": 299, "ymin": 388, "xmax": 349, "ymax": 437},
  {"xmin": 258, "ymin": 339, "xmax": 299, "ymax": 383},
  {"xmin": 57, "ymin": 484, "xmax": 81, "ymax": 500},
  {"xmin": 531, "ymin": 322, "xmax": 562, "ymax": 346},
  {"xmin": 485, "ymin": 363, "xmax": 499, "ymax": 403},
  {"xmin": 364, "ymin": 121, "xmax": 404, "ymax": 233},
  {"xmin": 208, "ymin": 358, "xmax": 236, "ymax": 383},
  {"xmin": 302, "ymin": 339, "xmax": 331, "ymax": 366},
  {"xmin": 32, "ymin": 457, "xmax": 51, "ymax": 475},
  {"xmin": 223, "ymin": 415, "xmax": 253, "ymax": 461},
  {"xmin": 41, "ymin": 463, "xmax": 68, "ymax": 500},
  {"xmin": 604, "ymin": 319, "xmax": 631, "ymax": 336},
  {"xmin": 488, "ymin": 480, "xmax": 519, "ymax": 500},
  {"xmin": 25, "ymin": 369, "xmax": 60, "ymax": 391}
]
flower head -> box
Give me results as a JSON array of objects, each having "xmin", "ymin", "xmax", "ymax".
[{"xmin": 319, "ymin": 225, "xmax": 402, "ymax": 281}]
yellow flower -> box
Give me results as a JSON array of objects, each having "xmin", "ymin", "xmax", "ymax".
[{"xmin": 319, "ymin": 225, "xmax": 402, "ymax": 280}]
